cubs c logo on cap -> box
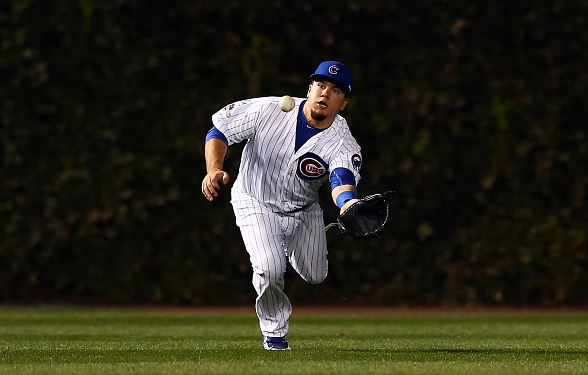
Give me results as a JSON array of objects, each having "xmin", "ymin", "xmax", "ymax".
[
  {"xmin": 296, "ymin": 152, "xmax": 328, "ymax": 180},
  {"xmin": 310, "ymin": 60, "xmax": 352, "ymax": 96},
  {"xmin": 328, "ymin": 65, "xmax": 339, "ymax": 75}
]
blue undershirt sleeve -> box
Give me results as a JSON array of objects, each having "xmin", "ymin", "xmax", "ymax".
[
  {"xmin": 329, "ymin": 167, "xmax": 356, "ymax": 190},
  {"xmin": 205, "ymin": 126, "xmax": 228, "ymax": 145}
]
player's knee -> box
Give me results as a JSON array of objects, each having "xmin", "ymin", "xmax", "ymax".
[
  {"xmin": 268, "ymin": 271, "xmax": 285, "ymax": 285},
  {"xmin": 304, "ymin": 271, "xmax": 328, "ymax": 285},
  {"xmin": 254, "ymin": 268, "xmax": 285, "ymax": 286}
]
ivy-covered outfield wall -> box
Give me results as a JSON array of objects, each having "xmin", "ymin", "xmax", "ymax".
[{"xmin": 1, "ymin": 1, "xmax": 586, "ymax": 306}]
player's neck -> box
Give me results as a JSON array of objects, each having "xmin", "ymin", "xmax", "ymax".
[
  {"xmin": 303, "ymin": 105, "xmax": 335, "ymax": 129},
  {"xmin": 307, "ymin": 119, "xmax": 333, "ymax": 129}
]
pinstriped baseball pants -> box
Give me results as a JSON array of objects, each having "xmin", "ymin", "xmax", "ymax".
[{"xmin": 232, "ymin": 191, "xmax": 328, "ymax": 337}]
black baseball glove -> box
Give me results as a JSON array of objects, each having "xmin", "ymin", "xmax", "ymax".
[{"xmin": 325, "ymin": 190, "xmax": 397, "ymax": 239}]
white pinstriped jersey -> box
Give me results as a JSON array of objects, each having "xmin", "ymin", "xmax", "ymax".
[{"xmin": 212, "ymin": 96, "xmax": 361, "ymax": 212}]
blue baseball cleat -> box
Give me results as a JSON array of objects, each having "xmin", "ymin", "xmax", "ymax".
[{"xmin": 263, "ymin": 336, "xmax": 290, "ymax": 350}]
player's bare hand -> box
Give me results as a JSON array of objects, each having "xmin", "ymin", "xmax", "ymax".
[
  {"xmin": 202, "ymin": 169, "xmax": 230, "ymax": 201},
  {"xmin": 340, "ymin": 198, "xmax": 359, "ymax": 215}
]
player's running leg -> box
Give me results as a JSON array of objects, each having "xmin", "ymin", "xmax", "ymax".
[
  {"xmin": 235, "ymin": 207, "xmax": 291, "ymax": 338},
  {"xmin": 287, "ymin": 209, "xmax": 328, "ymax": 285}
]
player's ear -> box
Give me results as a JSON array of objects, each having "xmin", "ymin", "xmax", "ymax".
[
  {"xmin": 307, "ymin": 84, "xmax": 312, "ymax": 98},
  {"xmin": 340, "ymin": 98, "xmax": 349, "ymax": 112}
]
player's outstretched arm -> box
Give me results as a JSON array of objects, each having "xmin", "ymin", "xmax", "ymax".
[
  {"xmin": 331, "ymin": 185, "xmax": 359, "ymax": 214},
  {"xmin": 202, "ymin": 138, "xmax": 230, "ymax": 201},
  {"xmin": 340, "ymin": 197, "xmax": 360, "ymax": 214}
]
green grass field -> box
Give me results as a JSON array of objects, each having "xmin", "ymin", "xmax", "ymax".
[{"xmin": 0, "ymin": 307, "xmax": 587, "ymax": 374}]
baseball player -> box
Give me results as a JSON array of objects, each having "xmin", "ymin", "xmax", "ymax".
[{"xmin": 202, "ymin": 61, "xmax": 362, "ymax": 350}]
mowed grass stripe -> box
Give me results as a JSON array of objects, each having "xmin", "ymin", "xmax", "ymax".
[{"xmin": 0, "ymin": 307, "xmax": 587, "ymax": 374}]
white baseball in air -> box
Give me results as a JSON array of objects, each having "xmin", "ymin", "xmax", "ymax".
[{"xmin": 279, "ymin": 95, "xmax": 295, "ymax": 112}]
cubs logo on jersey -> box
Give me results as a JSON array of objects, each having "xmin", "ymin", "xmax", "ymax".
[{"xmin": 296, "ymin": 152, "xmax": 328, "ymax": 181}]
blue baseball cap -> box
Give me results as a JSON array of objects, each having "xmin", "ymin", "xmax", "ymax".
[{"xmin": 310, "ymin": 60, "xmax": 352, "ymax": 96}]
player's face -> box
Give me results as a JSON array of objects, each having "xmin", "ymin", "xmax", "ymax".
[{"xmin": 307, "ymin": 80, "xmax": 349, "ymax": 122}]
